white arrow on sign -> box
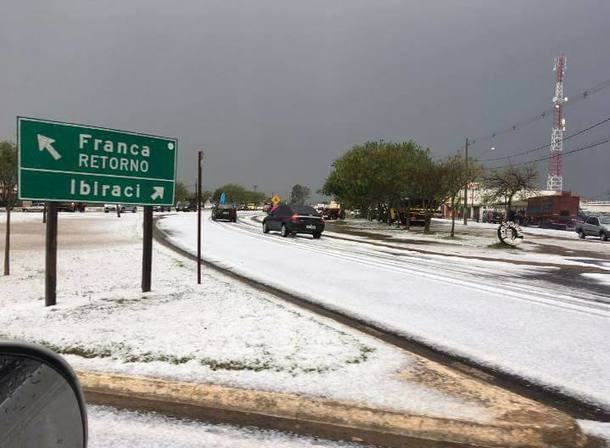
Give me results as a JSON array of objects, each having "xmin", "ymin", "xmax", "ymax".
[
  {"xmin": 37, "ymin": 134, "xmax": 62, "ymax": 160},
  {"xmin": 151, "ymin": 186, "xmax": 164, "ymax": 200}
]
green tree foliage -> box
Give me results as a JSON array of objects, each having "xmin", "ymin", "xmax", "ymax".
[
  {"xmin": 0, "ymin": 141, "xmax": 17, "ymax": 208},
  {"xmin": 323, "ymin": 140, "xmax": 487, "ymax": 233},
  {"xmin": 200, "ymin": 190, "xmax": 213, "ymax": 204},
  {"xmin": 0, "ymin": 141, "xmax": 17, "ymax": 276},
  {"xmin": 175, "ymin": 182, "xmax": 212, "ymax": 205},
  {"xmin": 322, "ymin": 140, "xmax": 428, "ymax": 220},
  {"xmin": 289, "ymin": 184, "xmax": 311, "ymax": 205},
  {"xmin": 212, "ymin": 183, "xmax": 266, "ymax": 205},
  {"xmin": 174, "ymin": 181, "xmax": 192, "ymax": 204}
]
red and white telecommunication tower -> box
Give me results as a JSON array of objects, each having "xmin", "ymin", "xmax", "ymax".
[{"xmin": 547, "ymin": 54, "xmax": 567, "ymax": 192}]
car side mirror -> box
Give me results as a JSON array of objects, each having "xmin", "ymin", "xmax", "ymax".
[{"xmin": 0, "ymin": 342, "xmax": 88, "ymax": 447}]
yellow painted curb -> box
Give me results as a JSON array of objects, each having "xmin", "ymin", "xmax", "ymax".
[{"xmin": 77, "ymin": 369, "xmax": 586, "ymax": 448}]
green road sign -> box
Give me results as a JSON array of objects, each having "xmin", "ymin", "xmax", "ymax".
[{"xmin": 18, "ymin": 117, "xmax": 177, "ymax": 206}]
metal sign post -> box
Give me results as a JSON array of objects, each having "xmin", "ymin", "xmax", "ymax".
[
  {"xmin": 141, "ymin": 206, "xmax": 153, "ymax": 292},
  {"xmin": 463, "ymin": 137, "xmax": 469, "ymax": 226},
  {"xmin": 197, "ymin": 151, "xmax": 203, "ymax": 284},
  {"xmin": 45, "ymin": 202, "xmax": 58, "ymax": 306}
]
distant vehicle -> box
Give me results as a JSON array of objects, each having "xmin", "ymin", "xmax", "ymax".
[
  {"xmin": 212, "ymin": 204, "xmax": 237, "ymax": 222},
  {"xmin": 104, "ymin": 204, "xmax": 136, "ymax": 213},
  {"xmin": 575, "ymin": 215, "xmax": 610, "ymax": 241},
  {"xmin": 389, "ymin": 198, "xmax": 426, "ymax": 226},
  {"xmin": 21, "ymin": 201, "xmax": 45, "ymax": 212},
  {"xmin": 58, "ymin": 202, "xmax": 86, "ymax": 212},
  {"xmin": 175, "ymin": 201, "xmax": 195, "ymax": 212},
  {"xmin": 314, "ymin": 202, "xmax": 345, "ymax": 220},
  {"xmin": 526, "ymin": 193, "xmax": 580, "ymax": 230},
  {"xmin": 153, "ymin": 205, "xmax": 171, "ymax": 212},
  {"xmin": 262, "ymin": 203, "xmax": 272, "ymax": 213},
  {"xmin": 481, "ymin": 209, "xmax": 504, "ymax": 224},
  {"xmin": 263, "ymin": 204, "xmax": 324, "ymax": 238}
]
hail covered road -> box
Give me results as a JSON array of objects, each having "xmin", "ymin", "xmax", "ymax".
[{"xmin": 158, "ymin": 211, "xmax": 610, "ymax": 417}]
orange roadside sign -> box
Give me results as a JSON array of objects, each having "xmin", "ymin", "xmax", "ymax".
[{"xmin": 271, "ymin": 195, "xmax": 281, "ymax": 206}]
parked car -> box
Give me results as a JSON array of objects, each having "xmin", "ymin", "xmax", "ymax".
[
  {"xmin": 21, "ymin": 201, "xmax": 46, "ymax": 212},
  {"xmin": 58, "ymin": 202, "xmax": 86, "ymax": 212},
  {"xmin": 481, "ymin": 209, "xmax": 504, "ymax": 224},
  {"xmin": 104, "ymin": 204, "xmax": 136, "ymax": 213},
  {"xmin": 575, "ymin": 215, "xmax": 610, "ymax": 241},
  {"xmin": 175, "ymin": 201, "xmax": 195, "ymax": 212},
  {"xmin": 212, "ymin": 204, "xmax": 237, "ymax": 222},
  {"xmin": 153, "ymin": 205, "xmax": 171, "ymax": 212},
  {"xmin": 262, "ymin": 204, "xmax": 324, "ymax": 238}
]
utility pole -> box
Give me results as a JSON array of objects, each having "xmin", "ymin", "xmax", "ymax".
[
  {"xmin": 197, "ymin": 151, "xmax": 203, "ymax": 284},
  {"xmin": 463, "ymin": 137, "xmax": 469, "ymax": 225}
]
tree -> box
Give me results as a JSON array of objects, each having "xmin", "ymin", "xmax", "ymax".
[
  {"xmin": 482, "ymin": 164, "xmax": 538, "ymax": 219},
  {"xmin": 289, "ymin": 184, "xmax": 311, "ymax": 205},
  {"xmin": 408, "ymin": 152, "xmax": 447, "ymax": 232},
  {"xmin": 200, "ymin": 190, "xmax": 213, "ymax": 204},
  {"xmin": 212, "ymin": 183, "xmax": 266, "ymax": 205},
  {"xmin": 322, "ymin": 140, "xmax": 425, "ymax": 220},
  {"xmin": 439, "ymin": 153, "xmax": 482, "ymax": 237},
  {"xmin": 0, "ymin": 141, "xmax": 17, "ymax": 275},
  {"xmin": 175, "ymin": 181, "xmax": 192, "ymax": 204}
]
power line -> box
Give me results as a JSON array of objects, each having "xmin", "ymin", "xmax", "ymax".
[
  {"xmin": 487, "ymin": 136, "xmax": 610, "ymax": 170},
  {"xmin": 468, "ymin": 75, "xmax": 610, "ymax": 150},
  {"xmin": 478, "ymin": 116, "xmax": 610, "ymax": 162}
]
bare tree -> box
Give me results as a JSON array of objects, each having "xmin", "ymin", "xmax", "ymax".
[
  {"xmin": 483, "ymin": 164, "xmax": 538, "ymax": 219},
  {"xmin": 441, "ymin": 153, "xmax": 482, "ymax": 237},
  {"xmin": 289, "ymin": 184, "xmax": 311, "ymax": 205}
]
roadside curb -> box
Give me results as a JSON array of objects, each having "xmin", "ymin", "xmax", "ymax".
[{"xmin": 78, "ymin": 370, "xmax": 586, "ymax": 448}]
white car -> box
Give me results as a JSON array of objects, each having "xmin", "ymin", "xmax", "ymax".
[
  {"xmin": 22, "ymin": 202, "xmax": 46, "ymax": 212},
  {"xmin": 576, "ymin": 215, "xmax": 610, "ymax": 241}
]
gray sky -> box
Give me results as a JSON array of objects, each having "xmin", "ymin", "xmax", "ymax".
[{"xmin": 2, "ymin": 0, "xmax": 609, "ymax": 200}]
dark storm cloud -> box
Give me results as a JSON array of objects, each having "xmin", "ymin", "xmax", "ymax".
[{"xmin": 1, "ymin": 0, "xmax": 609, "ymax": 199}]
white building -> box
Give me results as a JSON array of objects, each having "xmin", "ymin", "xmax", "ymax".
[{"xmin": 581, "ymin": 201, "xmax": 610, "ymax": 215}]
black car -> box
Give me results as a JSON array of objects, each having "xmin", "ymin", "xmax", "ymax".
[
  {"xmin": 212, "ymin": 204, "xmax": 237, "ymax": 222},
  {"xmin": 153, "ymin": 205, "xmax": 172, "ymax": 212},
  {"xmin": 263, "ymin": 204, "xmax": 324, "ymax": 238},
  {"xmin": 175, "ymin": 201, "xmax": 196, "ymax": 212}
]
